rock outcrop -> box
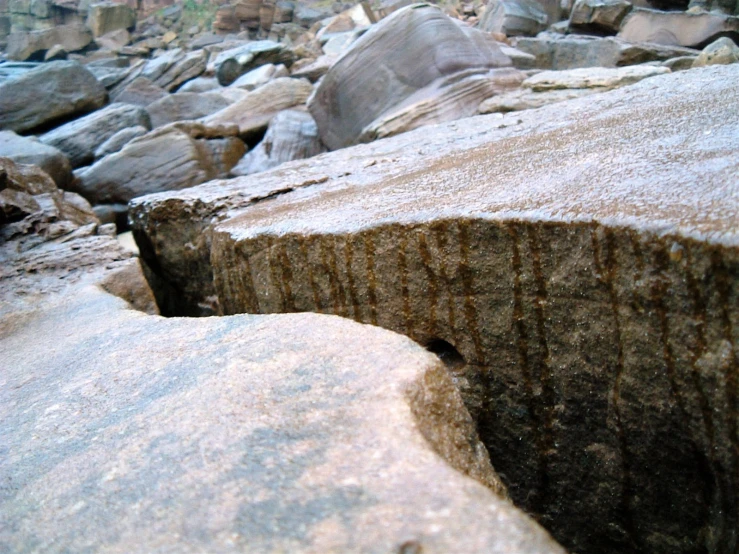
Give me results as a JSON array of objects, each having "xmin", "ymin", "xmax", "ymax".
[
  {"xmin": 6, "ymin": 22, "xmax": 91, "ymax": 60},
  {"xmin": 0, "ymin": 161, "xmax": 562, "ymax": 554},
  {"xmin": 0, "ymin": 131, "xmax": 73, "ymax": 187},
  {"xmin": 618, "ymin": 8, "xmax": 739, "ymax": 48},
  {"xmin": 130, "ymin": 65, "xmax": 739, "ymax": 554},
  {"xmin": 0, "ymin": 60, "xmax": 107, "ymax": 134}
]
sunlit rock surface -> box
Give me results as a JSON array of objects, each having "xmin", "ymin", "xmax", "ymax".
[{"xmin": 131, "ymin": 65, "xmax": 739, "ymax": 554}]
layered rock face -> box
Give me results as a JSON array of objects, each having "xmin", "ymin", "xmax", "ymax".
[{"xmin": 131, "ymin": 66, "xmax": 739, "ymax": 554}]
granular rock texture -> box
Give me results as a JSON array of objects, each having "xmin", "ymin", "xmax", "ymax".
[
  {"xmin": 131, "ymin": 65, "xmax": 739, "ymax": 554},
  {"xmin": 0, "ymin": 238, "xmax": 561, "ymax": 554}
]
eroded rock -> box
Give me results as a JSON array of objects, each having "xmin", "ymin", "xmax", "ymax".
[
  {"xmin": 0, "ymin": 60, "xmax": 107, "ymax": 134},
  {"xmin": 0, "ymin": 131, "xmax": 73, "ymax": 187},
  {"xmin": 618, "ymin": 8, "xmax": 739, "ymax": 48},
  {"xmin": 130, "ymin": 65, "xmax": 739, "ymax": 554}
]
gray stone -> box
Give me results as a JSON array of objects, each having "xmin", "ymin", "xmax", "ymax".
[
  {"xmin": 0, "ymin": 233, "xmax": 560, "ymax": 554},
  {"xmin": 568, "ymin": 0, "xmax": 632, "ymax": 33},
  {"xmin": 6, "ymin": 22, "xmax": 91, "ymax": 60},
  {"xmin": 618, "ymin": 8, "xmax": 739, "ymax": 48},
  {"xmin": 94, "ymin": 125, "xmax": 148, "ymax": 159},
  {"xmin": 40, "ymin": 103, "xmax": 151, "ymax": 168},
  {"xmin": 146, "ymin": 92, "xmax": 233, "ymax": 128},
  {"xmin": 213, "ymin": 40, "xmax": 296, "ymax": 86},
  {"xmin": 478, "ymin": 0, "xmax": 549, "ymax": 36},
  {"xmin": 111, "ymin": 49, "xmax": 208, "ymax": 95},
  {"xmin": 308, "ymin": 4, "xmax": 512, "ymax": 150},
  {"xmin": 130, "ymin": 65, "xmax": 739, "ymax": 554},
  {"xmin": 112, "ymin": 75, "xmax": 168, "ymax": 107},
  {"xmin": 290, "ymin": 54, "xmax": 337, "ymax": 82},
  {"xmin": 231, "ymin": 109, "xmax": 326, "ymax": 176},
  {"xmin": 74, "ymin": 124, "xmax": 243, "ymax": 205},
  {"xmin": 86, "ymin": 1, "xmax": 135, "ymax": 38},
  {"xmin": 94, "ymin": 27, "xmax": 130, "ymax": 51},
  {"xmin": 177, "ymin": 76, "xmax": 221, "ymax": 93},
  {"xmin": 230, "ymin": 62, "xmax": 289, "ymax": 90},
  {"xmin": 0, "ymin": 60, "xmax": 107, "ymax": 134},
  {"xmin": 0, "ymin": 131, "xmax": 73, "ymax": 187},
  {"xmin": 692, "ymin": 36, "xmax": 739, "ymax": 66},
  {"xmin": 203, "ymin": 77, "xmax": 313, "ymax": 139},
  {"xmin": 512, "ymin": 34, "xmax": 700, "ymax": 68}
]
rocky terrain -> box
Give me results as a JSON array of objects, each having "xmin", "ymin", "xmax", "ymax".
[{"xmin": 1, "ymin": 0, "xmax": 738, "ymax": 553}]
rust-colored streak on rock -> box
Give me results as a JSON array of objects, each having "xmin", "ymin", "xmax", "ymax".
[
  {"xmin": 298, "ymin": 235, "xmax": 322, "ymax": 312},
  {"xmin": 417, "ymin": 231, "xmax": 439, "ymax": 339},
  {"xmin": 363, "ymin": 230, "xmax": 379, "ymax": 326},
  {"xmin": 398, "ymin": 229, "xmax": 413, "ymax": 337},
  {"xmin": 343, "ymin": 237, "xmax": 362, "ymax": 322},
  {"xmin": 458, "ymin": 221, "xmax": 485, "ymax": 368}
]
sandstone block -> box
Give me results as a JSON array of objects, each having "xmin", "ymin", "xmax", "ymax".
[
  {"xmin": 618, "ymin": 8, "xmax": 739, "ymax": 48},
  {"xmin": 0, "ymin": 130, "xmax": 73, "ymax": 187},
  {"xmin": 130, "ymin": 65, "xmax": 739, "ymax": 554},
  {"xmin": 86, "ymin": 1, "xmax": 135, "ymax": 37},
  {"xmin": 478, "ymin": 0, "xmax": 549, "ymax": 36}
]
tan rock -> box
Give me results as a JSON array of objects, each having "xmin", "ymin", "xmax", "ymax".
[
  {"xmin": 0, "ymin": 131, "xmax": 73, "ymax": 188},
  {"xmin": 203, "ymin": 76, "xmax": 313, "ymax": 138},
  {"xmin": 308, "ymin": 4, "xmax": 512, "ymax": 150},
  {"xmin": 692, "ymin": 36, "xmax": 739, "ymax": 66},
  {"xmin": 86, "ymin": 1, "xmax": 135, "ymax": 38},
  {"xmin": 618, "ymin": 8, "xmax": 739, "ymax": 48},
  {"xmin": 131, "ymin": 65, "xmax": 739, "ymax": 554},
  {"xmin": 6, "ymin": 22, "xmax": 91, "ymax": 60},
  {"xmin": 478, "ymin": 0, "xmax": 549, "ymax": 36},
  {"xmin": 522, "ymin": 64, "xmax": 670, "ymax": 91},
  {"xmin": 0, "ymin": 231, "xmax": 560, "ymax": 554},
  {"xmin": 568, "ymin": 0, "xmax": 632, "ymax": 33},
  {"xmin": 146, "ymin": 91, "xmax": 233, "ymax": 128}
]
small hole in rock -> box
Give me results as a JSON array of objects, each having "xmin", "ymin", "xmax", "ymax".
[{"xmin": 423, "ymin": 338, "xmax": 465, "ymax": 369}]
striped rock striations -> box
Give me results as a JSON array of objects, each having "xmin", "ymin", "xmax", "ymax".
[{"xmin": 131, "ymin": 65, "xmax": 739, "ymax": 554}]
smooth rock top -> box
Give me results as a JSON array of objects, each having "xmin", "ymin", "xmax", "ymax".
[
  {"xmin": 223, "ymin": 65, "xmax": 738, "ymax": 246},
  {"xmin": 0, "ymin": 237, "xmax": 562, "ymax": 554}
]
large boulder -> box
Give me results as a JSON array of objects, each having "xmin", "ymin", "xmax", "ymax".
[
  {"xmin": 568, "ymin": 0, "xmax": 632, "ymax": 34},
  {"xmin": 73, "ymin": 124, "xmax": 244, "ymax": 205},
  {"xmin": 692, "ymin": 35, "xmax": 739, "ymax": 66},
  {"xmin": 308, "ymin": 4, "xmax": 512, "ymax": 150},
  {"xmin": 146, "ymin": 92, "xmax": 233, "ymax": 128},
  {"xmin": 0, "ymin": 131, "xmax": 73, "ymax": 187},
  {"xmin": 130, "ymin": 65, "xmax": 739, "ymax": 554},
  {"xmin": 112, "ymin": 75, "xmax": 168, "ymax": 106},
  {"xmin": 86, "ymin": 1, "xmax": 135, "ymax": 37},
  {"xmin": 0, "ymin": 233, "xmax": 562, "ymax": 554},
  {"xmin": 110, "ymin": 49, "xmax": 208, "ymax": 94},
  {"xmin": 230, "ymin": 109, "xmax": 326, "ymax": 176},
  {"xmin": 0, "ymin": 60, "xmax": 107, "ymax": 134},
  {"xmin": 203, "ymin": 77, "xmax": 313, "ymax": 139},
  {"xmin": 213, "ymin": 40, "xmax": 296, "ymax": 86},
  {"xmin": 40, "ymin": 102, "xmax": 151, "ymax": 168},
  {"xmin": 6, "ymin": 22, "xmax": 91, "ymax": 60},
  {"xmin": 618, "ymin": 8, "xmax": 739, "ymax": 48},
  {"xmin": 478, "ymin": 0, "xmax": 549, "ymax": 36}
]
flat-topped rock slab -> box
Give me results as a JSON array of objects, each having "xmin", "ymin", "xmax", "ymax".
[
  {"xmin": 131, "ymin": 64, "xmax": 739, "ymax": 554},
  {"xmin": 0, "ymin": 235, "xmax": 561, "ymax": 554}
]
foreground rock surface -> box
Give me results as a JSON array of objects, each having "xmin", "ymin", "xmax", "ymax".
[
  {"xmin": 131, "ymin": 65, "xmax": 739, "ymax": 554},
  {"xmin": 0, "ymin": 203, "xmax": 561, "ymax": 554}
]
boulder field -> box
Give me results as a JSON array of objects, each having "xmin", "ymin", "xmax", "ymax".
[{"xmin": 130, "ymin": 65, "xmax": 739, "ymax": 554}]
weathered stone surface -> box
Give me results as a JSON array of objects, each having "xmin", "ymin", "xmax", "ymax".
[
  {"xmin": 231, "ymin": 109, "xmax": 325, "ymax": 176},
  {"xmin": 177, "ymin": 76, "xmax": 221, "ymax": 92},
  {"xmin": 93, "ymin": 124, "xmax": 148, "ymax": 159},
  {"xmin": 568, "ymin": 0, "xmax": 632, "ymax": 33},
  {"xmin": 213, "ymin": 40, "xmax": 296, "ymax": 86},
  {"xmin": 523, "ymin": 64, "xmax": 670, "ymax": 91},
  {"xmin": 111, "ymin": 49, "xmax": 208, "ymax": 94},
  {"xmin": 146, "ymin": 92, "xmax": 233, "ymax": 128},
  {"xmin": 74, "ymin": 124, "xmax": 242, "ymax": 205},
  {"xmin": 0, "ymin": 156, "xmax": 98, "ymax": 251},
  {"xmin": 692, "ymin": 35, "xmax": 739, "ymax": 66},
  {"xmin": 478, "ymin": 0, "xmax": 549, "ymax": 36},
  {"xmin": 112, "ymin": 75, "xmax": 168, "ymax": 106},
  {"xmin": 40, "ymin": 102, "xmax": 150, "ymax": 168},
  {"xmin": 0, "ymin": 131, "xmax": 72, "ymax": 187},
  {"xmin": 6, "ymin": 22, "xmax": 91, "ymax": 60},
  {"xmin": 618, "ymin": 8, "xmax": 739, "ymax": 48},
  {"xmin": 308, "ymin": 4, "xmax": 511, "ymax": 150},
  {"xmin": 130, "ymin": 65, "xmax": 739, "ymax": 554},
  {"xmin": 0, "ymin": 229, "xmax": 562, "ymax": 554},
  {"xmin": 290, "ymin": 54, "xmax": 336, "ymax": 81},
  {"xmin": 203, "ymin": 77, "xmax": 313, "ymax": 139},
  {"xmin": 0, "ymin": 60, "xmax": 107, "ymax": 134},
  {"xmin": 86, "ymin": 1, "xmax": 135, "ymax": 37},
  {"xmin": 94, "ymin": 27, "xmax": 130, "ymax": 51},
  {"xmin": 513, "ymin": 34, "xmax": 700, "ymax": 68},
  {"xmin": 231, "ymin": 62, "xmax": 289, "ymax": 90},
  {"xmin": 359, "ymin": 67, "xmax": 525, "ymax": 142}
]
